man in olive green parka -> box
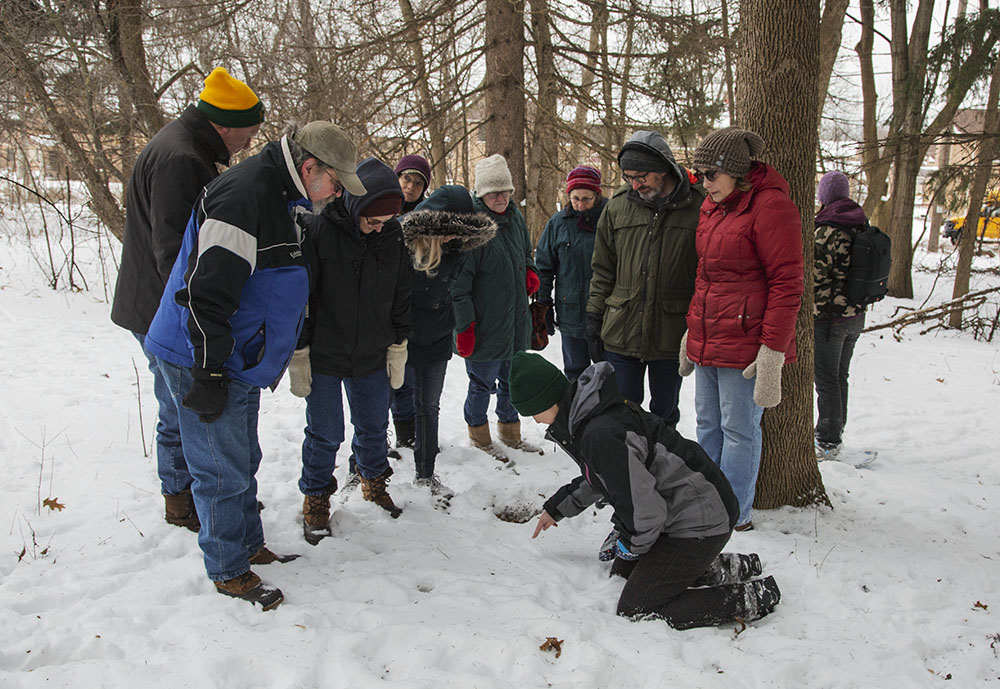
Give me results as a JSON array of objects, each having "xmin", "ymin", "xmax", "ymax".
[{"xmin": 586, "ymin": 130, "xmax": 705, "ymax": 428}]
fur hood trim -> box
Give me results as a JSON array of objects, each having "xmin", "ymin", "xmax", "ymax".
[{"xmin": 401, "ymin": 209, "xmax": 497, "ymax": 253}]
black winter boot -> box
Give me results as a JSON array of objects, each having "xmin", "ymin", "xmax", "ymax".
[
  {"xmin": 394, "ymin": 419, "xmax": 415, "ymax": 449},
  {"xmin": 693, "ymin": 552, "xmax": 763, "ymax": 586}
]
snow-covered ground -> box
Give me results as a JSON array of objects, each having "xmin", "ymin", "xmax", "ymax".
[{"xmin": 1, "ymin": 221, "xmax": 999, "ymax": 688}]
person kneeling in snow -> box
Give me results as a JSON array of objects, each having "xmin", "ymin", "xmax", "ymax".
[{"xmin": 510, "ymin": 352, "xmax": 780, "ymax": 629}]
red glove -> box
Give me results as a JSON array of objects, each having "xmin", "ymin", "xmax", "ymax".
[
  {"xmin": 525, "ymin": 268, "xmax": 540, "ymax": 296},
  {"xmin": 456, "ymin": 322, "xmax": 476, "ymax": 357}
]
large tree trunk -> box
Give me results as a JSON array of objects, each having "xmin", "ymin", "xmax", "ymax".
[
  {"xmin": 484, "ymin": 0, "xmax": 526, "ymax": 203},
  {"xmin": 525, "ymin": 0, "xmax": 560, "ymax": 244},
  {"xmin": 950, "ymin": 55, "xmax": 1000, "ymax": 326},
  {"xmin": 104, "ymin": 0, "xmax": 165, "ymax": 138},
  {"xmin": 735, "ymin": 0, "xmax": 829, "ymax": 512},
  {"xmin": 398, "ymin": 0, "xmax": 448, "ymax": 187},
  {"xmin": 856, "ymin": 0, "xmax": 889, "ymax": 218}
]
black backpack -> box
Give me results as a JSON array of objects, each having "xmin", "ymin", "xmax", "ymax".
[{"xmin": 843, "ymin": 223, "xmax": 891, "ymax": 306}]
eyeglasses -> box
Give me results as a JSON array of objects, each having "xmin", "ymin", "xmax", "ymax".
[
  {"xmin": 324, "ymin": 168, "xmax": 344, "ymax": 195},
  {"xmin": 695, "ymin": 169, "xmax": 720, "ymax": 183},
  {"xmin": 362, "ymin": 217, "xmax": 390, "ymax": 227},
  {"xmin": 621, "ymin": 172, "xmax": 649, "ymax": 185},
  {"xmin": 484, "ymin": 191, "xmax": 512, "ymax": 201}
]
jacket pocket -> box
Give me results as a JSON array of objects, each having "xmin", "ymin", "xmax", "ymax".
[
  {"xmin": 601, "ymin": 286, "xmax": 641, "ymax": 350},
  {"xmin": 241, "ymin": 322, "xmax": 266, "ymax": 370}
]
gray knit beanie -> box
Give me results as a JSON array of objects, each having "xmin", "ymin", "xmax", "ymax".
[
  {"xmin": 692, "ymin": 127, "xmax": 766, "ymax": 178},
  {"xmin": 474, "ymin": 154, "xmax": 515, "ymax": 197}
]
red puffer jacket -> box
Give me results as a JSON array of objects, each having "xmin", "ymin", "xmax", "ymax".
[{"xmin": 685, "ymin": 162, "xmax": 803, "ymax": 369}]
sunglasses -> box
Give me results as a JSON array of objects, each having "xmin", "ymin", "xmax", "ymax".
[{"xmin": 695, "ymin": 169, "xmax": 720, "ymax": 183}]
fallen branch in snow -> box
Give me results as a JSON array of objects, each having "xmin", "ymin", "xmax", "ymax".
[{"xmin": 863, "ymin": 286, "xmax": 1000, "ymax": 341}]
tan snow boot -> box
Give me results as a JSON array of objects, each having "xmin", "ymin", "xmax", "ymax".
[
  {"xmin": 468, "ymin": 423, "xmax": 509, "ymax": 463},
  {"xmin": 359, "ymin": 467, "xmax": 402, "ymax": 518},
  {"xmin": 497, "ymin": 420, "xmax": 544, "ymax": 455},
  {"xmin": 302, "ymin": 478, "xmax": 338, "ymax": 545},
  {"xmin": 163, "ymin": 489, "xmax": 200, "ymax": 532}
]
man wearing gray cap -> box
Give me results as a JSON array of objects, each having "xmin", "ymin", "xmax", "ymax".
[
  {"xmin": 586, "ymin": 130, "xmax": 705, "ymax": 429},
  {"xmin": 145, "ymin": 121, "xmax": 364, "ymax": 610}
]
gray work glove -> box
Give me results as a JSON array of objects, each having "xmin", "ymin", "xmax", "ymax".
[
  {"xmin": 288, "ymin": 346, "xmax": 312, "ymax": 398},
  {"xmin": 741, "ymin": 344, "xmax": 785, "ymax": 408},
  {"xmin": 386, "ymin": 339, "xmax": 408, "ymax": 390},
  {"xmin": 678, "ymin": 330, "xmax": 695, "ymax": 377}
]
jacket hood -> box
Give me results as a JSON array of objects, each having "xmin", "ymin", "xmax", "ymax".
[
  {"xmin": 707, "ymin": 161, "xmax": 790, "ymax": 216},
  {"xmin": 815, "ymin": 197, "xmax": 867, "ymax": 229},
  {"xmin": 400, "ymin": 205, "xmax": 497, "ymax": 253},
  {"xmin": 565, "ymin": 362, "xmax": 623, "ymax": 435},
  {"xmin": 618, "ymin": 131, "xmax": 691, "ymax": 209},
  {"xmin": 344, "ymin": 157, "xmax": 405, "ymax": 226},
  {"xmin": 180, "ymin": 104, "xmax": 230, "ymax": 166}
]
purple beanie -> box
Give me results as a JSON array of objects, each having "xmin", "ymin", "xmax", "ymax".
[
  {"xmin": 818, "ymin": 171, "xmax": 851, "ymax": 206},
  {"xmin": 395, "ymin": 154, "xmax": 432, "ymax": 188}
]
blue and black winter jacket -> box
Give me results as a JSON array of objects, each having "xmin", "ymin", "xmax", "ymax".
[{"xmin": 145, "ymin": 137, "xmax": 310, "ymax": 389}]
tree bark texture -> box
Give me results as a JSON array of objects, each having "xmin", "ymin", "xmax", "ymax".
[
  {"xmin": 104, "ymin": 0, "xmax": 164, "ymax": 138},
  {"xmin": 950, "ymin": 55, "xmax": 1000, "ymax": 326},
  {"xmin": 735, "ymin": 0, "xmax": 830, "ymax": 511},
  {"xmin": 817, "ymin": 0, "xmax": 851, "ymax": 128},
  {"xmin": 526, "ymin": 0, "xmax": 560, "ymax": 244},
  {"xmin": 484, "ymin": 0, "xmax": 527, "ymax": 203}
]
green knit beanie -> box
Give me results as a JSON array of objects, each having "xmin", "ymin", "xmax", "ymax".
[{"xmin": 509, "ymin": 351, "xmax": 570, "ymax": 417}]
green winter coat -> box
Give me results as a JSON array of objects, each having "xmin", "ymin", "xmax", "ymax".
[
  {"xmin": 452, "ymin": 198, "xmax": 535, "ymax": 361},
  {"xmin": 587, "ymin": 180, "xmax": 705, "ymax": 361}
]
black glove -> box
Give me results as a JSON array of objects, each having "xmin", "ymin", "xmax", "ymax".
[
  {"xmin": 182, "ymin": 368, "xmax": 229, "ymax": 423},
  {"xmin": 586, "ymin": 313, "xmax": 606, "ymax": 363},
  {"xmin": 537, "ymin": 298, "xmax": 556, "ymax": 336}
]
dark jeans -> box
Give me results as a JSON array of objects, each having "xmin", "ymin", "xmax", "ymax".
[
  {"xmin": 613, "ymin": 532, "xmax": 740, "ymax": 629},
  {"xmin": 604, "ymin": 352, "xmax": 683, "ymax": 428},
  {"xmin": 814, "ymin": 313, "xmax": 865, "ymax": 445},
  {"xmin": 406, "ymin": 361, "xmax": 449, "ymax": 479},
  {"xmin": 299, "ymin": 369, "xmax": 391, "ymax": 493},
  {"xmin": 463, "ymin": 358, "xmax": 519, "ymax": 426},
  {"xmin": 561, "ymin": 334, "xmax": 592, "ymax": 381},
  {"xmin": 389, "ymin": 366, "xmax": 416, "ymax": 423}
]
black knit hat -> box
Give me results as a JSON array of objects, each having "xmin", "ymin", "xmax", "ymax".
[
  {"xmin": 509, "ymin": 351, "xmax": 570, "ymax": 417},
  {"xmin": 692, "ymin": 127, "xmax": 766, "ymax": 178}
]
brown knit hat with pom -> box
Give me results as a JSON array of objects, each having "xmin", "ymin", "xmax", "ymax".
[{"xmin": 692, "ymin": 127, "xmax": 766, "ymax": 178}]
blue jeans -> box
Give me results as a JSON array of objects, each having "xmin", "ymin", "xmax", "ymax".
[
  {"xmin": 463, "ymin": 359, "xmax": 518, "ymax": 426},
  {"xmin": 561, "ymin": 334, "xmax": 592, "ymax": 381},
  {"xmin": 814, "ymin": 314, "xmax": 865, "ymax": 445},
  {"xmin": 605, "ymin": 352, "xmax": 684, "ymax": 429},
  {"xmin": 156, "ymin": 359, "xmax": 263, "ymax": 582},
  {"xmin": 389, "ymin": 366, "xmax": 416, "ymax": 422},
  {"xmin": 300, "ymin": 369, "xmax": 391, "ymax": 493},
  {"xmin": 134, "ymin": 333, "xmax": 192, "ymax": 495},
  {"xmin": 694, "ymin": 365, "xmax": 763, "ymax": 527},
  {"xmin": 408, "ymin": 361, "xmax": 449, "ymax": 478}
]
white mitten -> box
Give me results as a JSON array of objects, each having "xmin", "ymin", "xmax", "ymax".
[
  {"xmin": 678, "ymin": 330, "xmax": 695, "ymax": 377},
  {"xmin": 386, "ymin": 339, "xmax": 408, "ymax": 390},
  {"xmin": 288, "ymin": 347, "xmax": 312, "ymax": 398},
  {"xmin": 741, "ymin": 344, "xmax": 785, "ymax": 408}
]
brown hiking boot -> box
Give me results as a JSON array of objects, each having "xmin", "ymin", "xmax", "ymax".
[
  {"xmin": 249, "ymin": 546, "xmax": 300, "ymax": 565},
  {"xmin": 468, "ymin": 423, "xmax": 509, "ymax": 463},
  {"xmin": 163, "ymin": 489, "xmax": 200, "ymax": 532},
  {"xmin": 214, "ymin": 570, "xmax": 283, "ymax": 611},
  {"xmin": 497, "ymin": 420, "xmax": 544, "ymax": 455},
  {"xmin": 302, "ymin": 478, "xmax": 338, "ymax": 546},
  {"xmin": 359, "ymin": 467, "xmax": 402, "ymax": 518}
]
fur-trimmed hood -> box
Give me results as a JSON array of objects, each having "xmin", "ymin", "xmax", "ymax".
[{"xmin": 401, "ymin": 184, "xmax": 498, "ymax": 252}]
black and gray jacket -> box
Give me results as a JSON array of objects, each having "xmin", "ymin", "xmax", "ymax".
[{"xmin": 543, "ymin": 362, "xmax": 738, "ymax": 553}]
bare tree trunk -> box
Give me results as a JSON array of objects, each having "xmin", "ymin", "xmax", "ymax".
[
  {"xmin": 856, "ymin": 0, "xmax": 889, "ymax": 217},
  {"xmin": 525, "ymin": 0, "xmax": 560, "ymax": 244},
  {"xmin": 569, "ymin": 4, "xmax": 602, "ymax": 164},
  {"xmin": 104, "ymin": 0, "xmax": 165, "ymax": 137},
  {"xmin": 399, "ymin": 0, "xmax": 448, "ymax": 187},
  {"xmin": 817, "ymin": 0, "xmax": 851, "ymax": 127},
  {"xmin": 950, "ymin": 55, "xmax": 1000, "ymax": 326},
  {"xmin": 927, "ymin": 135, "xmax": 949, "ymax": 252},
  {"xmin": 720, "ymin": 0, "xmax": 736, "ymax": 122},
  {"xmin": 484, "ymin": 0, "xmax": 526, "ymax": 203},
  {"xmin": 735, "ymin": 0, "xmax": 830, "ymax": 511}
]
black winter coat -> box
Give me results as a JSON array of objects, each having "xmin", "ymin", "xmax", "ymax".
[
  {"xmin": 111, "ymin": 105, "xmax": 230, "ymax": 334},
  {"xmin": 543, "ymin": 362, "xmax": 738, "ymax": 553},
  {"xmin": 406, "ymin": 247, "xmax": 466, "ymax": 367},
  {"xmin": 300, "ymin": 200, "xmax": 412, "ymax": 378}
]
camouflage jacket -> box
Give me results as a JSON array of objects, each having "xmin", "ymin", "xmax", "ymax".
[{"xmin": 813, "ymin": 198, "xmax": 867, "ymax": 320}]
